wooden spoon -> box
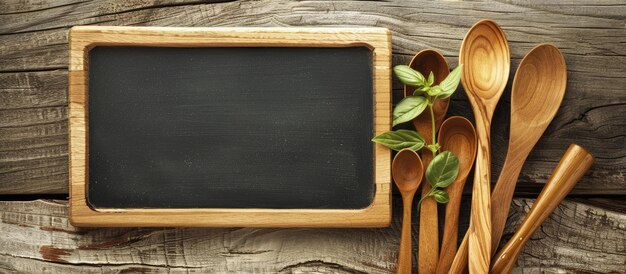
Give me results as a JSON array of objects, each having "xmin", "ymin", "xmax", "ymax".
[
  {"xmin": 459, "ymin": 19, "xmax": 510, "ymax": 273},
  {"xmin": 392, "ymin": 149, "xmax": 424, "ymax": 274},
  {"xmin": 403, "ymin": 49, "xmax": 449, "ymax": 274},
  {"xmin": 435, "ymin": 116, "xmax": 477, "ymax": 274},
  {"xmin": 491, "ymin": 144, "xmax": 594, "ymax": 273},
  {"xmin": 490, "ymin": 43, "xmax": 567, "ymax": 253},
  {"xmin": 448, "ymin": 43, "xmax": 567, "ymax": 274}
]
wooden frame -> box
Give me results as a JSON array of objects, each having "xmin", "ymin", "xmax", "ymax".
[{"xmin": 68, "ymin": 26, "xmax": 392, "ymax": 227}]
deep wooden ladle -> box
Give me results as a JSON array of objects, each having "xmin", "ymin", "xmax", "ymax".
[
  {"xmin": 392, "ymin": 149, "xmax": 424, "ymax": 274},
  {"xmin": 435, "ymin": 116, "xmax": 477, "ymax": 274},
  {"xmin": 459, "ymin": 19, "xmax": 510, "ymax": 273},
  {"xmin": 403, "ymin": 49, "xmax": 449, "ymax": 274}
]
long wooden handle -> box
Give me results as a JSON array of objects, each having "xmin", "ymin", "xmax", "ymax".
[
  {"xmin": 448, "ymin": 162, "xmax": 523, "ymax": 274},
  {"xmin": 468, "ymin": 120, "xmax": 492, "ymax": 274},
  {"xmin": 448, "ymin": 231, "xmax": 469, "ymax": 274},
  {"xmin": 436, "ymin": 174, "xmax": 469, "ymax": 274},
  {"xmin": 397, "ymin": 194, "xmax": 414, "ymax": 274},
  {"xmin": 418, "ymin": 152, "xmax": 438, "ymax": 274},
  {"xmin": 489, "ymin": 155, "xmax": 525, "ymax": 254},
  {"xmin": 491, "ymin": 144, "xmax": 594, "ymax": 273},
  {"xmin": 415, "ymin": 107, "xmax": 444, "ymax": 274},
  {"xmin": 447, "ymin": 162, "xmax": 523, "ymax": 274}
]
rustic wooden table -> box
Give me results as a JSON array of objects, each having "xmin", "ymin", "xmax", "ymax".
[{"xmin": 1, "ymin": 0, "xmax": 624, "ymax": 273}]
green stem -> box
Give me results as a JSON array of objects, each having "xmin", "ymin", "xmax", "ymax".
[
  {"xmin": 417, "ymin": 197, "xmax": 423, "ymax": 212},
  {"xmin": 418, "ymin": 97, "xmax": 442, "ymax": 209},
  {"xmin": 416, "ymin": 186, "xmax": 438, "ymax": 210},
  {"xmin": 427, "ymin": 97, "xmax": 439, "ymax": 157}
]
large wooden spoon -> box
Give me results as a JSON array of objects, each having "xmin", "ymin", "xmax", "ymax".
[
  {"xmin": 491, "ymin": 144, "xmax": 594, "ymax": 273},
  {"xmin": 459, "ymin": 19, "xmax": 510, "ymax": 273},
  {"xmin": 392, "ymin": 149, "xmax": 424, "ymax": 274},
  {"xmin": 403, "ymin": 49, "xmax": 449, "ymax": 274},
  {"xmin": 448, "ymin": 43, "xmax": 567, "ymax": 274},
  {"xmin": 435, "ymin": 116, "xmax": 477, "ymax": 274},
  {"xmin": 490, "ymin": 43, "xmax": 567, "ymax": 253}
]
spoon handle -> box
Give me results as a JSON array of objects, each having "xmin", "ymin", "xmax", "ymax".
[
  {"xmin": 491, "ymin": 144, "xmax": 594, "ymax": 273},
  {"xmin": 415, "ymin": 106, "xmax": 444, "ymax": 274},
  {"xmin": 468, "ymin": 119, "xmax": 492, "ymax": 274},
  {"xmin": 418, "ymin": 152, "xmax": 439, "ymax": 274},
  {"xmin": 397, "ymin": 194, "xmax": 415, "ymax": 274},
  {"xmin": 490, "ymin": 154, "xmax": 526, "ymax": 254},
  {"xmin": 436, "ymin": 174, "xmax": 469, "ymax": 274},
  {"xmin": 448, "ymin": 231, "xmax": 469, "ymax": 274}
]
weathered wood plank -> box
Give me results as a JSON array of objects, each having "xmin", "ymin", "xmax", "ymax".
[
  {"xmin": 0, "ymin": 0, "xmax": 624, "ymax": 194},
  {"xmin": 0, "ymin": 70, "xmax": 67, "ymax": 194},
  {"xmin": 1, "ymin": 0, "xmax": 625, "ymax": 71},
  {"xmin": 0, "ymin": 199, "xmax": 623, "ymax": 273}
]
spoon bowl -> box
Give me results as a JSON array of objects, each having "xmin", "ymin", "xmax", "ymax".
[
  {"xmin": 392, "ymin": 149, "xmax": 424, "ymax": 192},
  {"xmin": 508, "ymin": 44, "xmax": 567, "ymax": 141},
  {"xmin": 391, "ymin": 149, "xmax": 424, "ymax": 274},
  {"xmin": 404, "ymin": 49, "xmax": 451, "ymax": 128},
  {"xmin": 459, "ymin": 19, "xmax": 510, "ymax": 274},
  {"xmin": 404, "ymin": 49, "xmax": 450, "ymax": 274},
  {"xmin": 404, "ymin": 49, "xmax": 450, "ymax": 95},
  {"xmin": 436, "ymin": 116, "xmax": 477, "ymax": 274},
  {"xmin": 438, "ymin": 116, "xmax": 477, "ymax": 179},
  {"xmin": 460, "ymin": 20, "xmax": 510, "ymax": 102}
]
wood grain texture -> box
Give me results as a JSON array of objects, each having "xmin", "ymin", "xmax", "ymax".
[
  {"xmin": 0, "ymin": 0, "xmax": 624, "ymax": 195},
  {"xmin": 0, "ymin": 199, "xmax": 624, "ymax": 273},
  {"xmin": 0, "ymin": 70, "xmax": 68, "ymax": 194}
]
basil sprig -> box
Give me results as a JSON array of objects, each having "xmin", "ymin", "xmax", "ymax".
[{"xmin": 372, "ymin": 63, "xmax": 464, "ymax": 207}]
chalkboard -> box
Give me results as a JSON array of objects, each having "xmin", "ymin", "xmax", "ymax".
[
  {"xmin": 68, "ymin": 27, "xmax": 391, "ymax": 227},
  {"xmin": 87, "ymin": 46, "xmax": 374, "ymax": 209}
]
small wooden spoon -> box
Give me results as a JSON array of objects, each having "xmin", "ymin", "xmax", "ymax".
[
  {"xmin": 435, "ymin": 116, "xmax": 477, "ymax": 274},
  {"xmin": 403, "ymin": 49, "xmax": 449, "ymax": 274},
  {"xmin": 392, "ymin": 149, "xmax": 424, "ymax": 274},
  {"xmin": 459, "ymin": 19, "xmax": 510, "ymax": 273},
  {"xmin": 449, "ymin": 44, "xmax": 567, "ymax": 274},
  {"xmin": 491, "ymin": 144, "xmax": 594, "ymax": 273}
]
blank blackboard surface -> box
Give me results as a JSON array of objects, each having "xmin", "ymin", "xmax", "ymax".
[{"xmin": 87, "ymin": 46, "xmax": 375, "ymax": 209}]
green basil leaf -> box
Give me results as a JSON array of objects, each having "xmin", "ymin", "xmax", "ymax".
[
  {"xmin": 432, "ymin": 189, "xmax": 450, "ymax": 204},
  {"xmin": 428, "ymin": 71, "xmax": 435, "ymax": 86},
  {"xmin": 371, "ymin": 130, "xmax": 425, "ymax": 151},
  {"xmin": 392, "ymin": 96, "xmax": 428, "ymax": 126},
  {"xmin": 438, "ymin": 64, "xmax": 463, "ymax": 99},
  {"xmin": 426, "ymin": 151, "xmax": 459, "ymax": 188},
  {"xmin": 393, "ymin": 65, "xmax": 426, "ymax": 87},
  {"xmin": 427, "ymin": 85, "xmax": 444, "ymax": 97}
]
